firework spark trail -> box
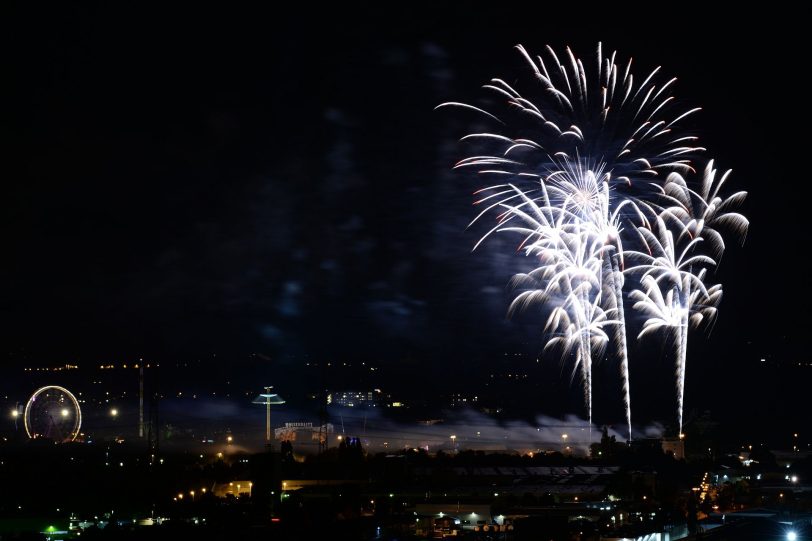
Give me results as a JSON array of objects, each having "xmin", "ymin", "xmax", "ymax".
[
  {"xmin": 626, "ymin": 207, "xmax": 728, "ymax": 435},
  {"xmin": 441, "ymin": 43, "xmax": 746, "ymax": 439},
  {"xmin": 631, "ymin": 271, "xmax": 722, "ymax": 434},
  {"xmin": 659, "ymin": 160, "xmax": 749, "ymax": 260},
  {"xmin": 636, "ymin": 162, "xmax": 746, "ymax": 434},
  {"xmin": 499, "ymin": 191, "xmax": 619, "ymax": 437}
]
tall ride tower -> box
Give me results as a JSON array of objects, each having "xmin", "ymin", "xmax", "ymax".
[{"xmin": 252, "ymin": 386, "xmax": 285, "ymax": 447}]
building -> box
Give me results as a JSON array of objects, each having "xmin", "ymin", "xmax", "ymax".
[
  {"xmin": 327, "ymin": 389, "xmax": 384, "ymax": 408},
  {"xmin": 274, "ymin": 422, "xmax": 334, "ymax": 443}
]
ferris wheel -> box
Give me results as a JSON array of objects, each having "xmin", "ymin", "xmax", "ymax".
[{"xmin": 24, "ymin": 385, "xmax": 82, "ymax": 442}]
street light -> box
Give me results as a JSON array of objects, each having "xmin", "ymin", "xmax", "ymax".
[{"xmin": 110, "ymin": 408, "xmax": 118, "ymax": 417}]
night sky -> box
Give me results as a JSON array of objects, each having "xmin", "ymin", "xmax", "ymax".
[{"xmin": 5, "ymin": 6, "xmax": 809, "ymax": 428}]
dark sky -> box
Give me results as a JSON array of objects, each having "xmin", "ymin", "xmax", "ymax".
[{"xmin": 4, "ymin": 5, "xmax": 809, "ymax": 427}]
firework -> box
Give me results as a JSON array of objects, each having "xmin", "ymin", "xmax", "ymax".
[
  {"xmin": 631, "ymin": 270, "xmax": 722, "ymax": 435},
  {"xmin": 441, "ymin": 43, "xmax": 746, "ymax": 439}
]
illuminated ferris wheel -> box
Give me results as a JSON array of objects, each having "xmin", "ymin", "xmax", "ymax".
[{"xmin": 24, "ymin": 385, "xmax": 82, "ymax": 442}]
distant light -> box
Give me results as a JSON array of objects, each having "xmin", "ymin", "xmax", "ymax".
[
  {"xmin": 791, "ymin": 476, "xmax": 798, "ymax": 483},
  {"xmin": 110, "ymin": 408, "xmax": 118, "ymax": 417},
  {"xmin": 11, "ymin": 410, "xmax": 18, "ymax": 418},
  {"xmin": 787, "ymin": 531, "xmax": 797, "ymax": 541},
  {"xmin": 61, "ymin": 409, "xmax": 69, "ymax": 417}
]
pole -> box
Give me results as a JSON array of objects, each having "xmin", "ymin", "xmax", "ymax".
[
  {"xmin": 265, "ymin": 386, "xmax": 272, "ymax": 444},
  {"xmin": 139, "ymin": 366, "xmax": 145, "ymax": 439}
]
